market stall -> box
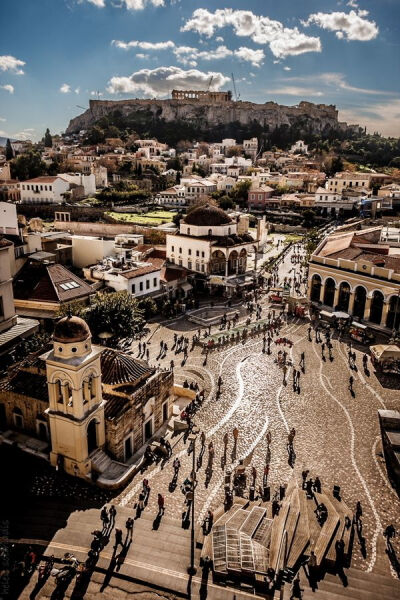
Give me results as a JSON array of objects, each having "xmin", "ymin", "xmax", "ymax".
[{"xmin": 370, "ymin": 344, "xmax": 400, "ymax": 374}]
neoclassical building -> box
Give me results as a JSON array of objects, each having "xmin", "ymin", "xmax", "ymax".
[
  {"xmin": 308, "ymin": 227, "xmax": 400, "ymax": 332},
  {"xmin": 0, "ymin": 316, "xmax": 173, "ymax": 486},
  {"xmin": 166, "ymin": 204, "xmax": 258, "ymax": 294}
]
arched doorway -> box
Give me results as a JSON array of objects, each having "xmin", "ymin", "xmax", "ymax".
[
  {"xmin": 38, "ymin": 422, "xmax": 48, "ymax": 441},
  {"xmin": 386, "ymin": 295, "xmax": 400, "ymax": 330},
  {"xmin": 353, "ymin": 286, "xmax": 367, "ymax": 319},
  {"xmin": 369, "ymin": 291, "xmax": 384, "ymax": 324},
  {"xmin": 337, "ymin": 282, "xmax": 351, "ymax": 312},
  {"xmin": 87, "ymin": 419, "xmax": 98, "ymax": 454},
  {"xmin": 310, "ymin": 274, "xmax": 322, "ymax": 302},
  {"xmin": 323, "ymin": 278, "xmax": 336, "ymax": 307},
  {"xmin": 228, "ymin": 250, "xmax": 239, "ymax": 275},
  {"xmin": 210, "ymin": 250, "xmax": 225, "ymax": 274}
]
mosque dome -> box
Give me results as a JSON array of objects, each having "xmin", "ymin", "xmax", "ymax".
[{"xmin": 184, "ymin": 204, "xmax": 232, "ymax": 227}]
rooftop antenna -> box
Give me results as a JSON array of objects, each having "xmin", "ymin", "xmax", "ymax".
[
  {"xmin": 76, "ymin": 105, "xmax": 86, "ymax": 110},
  {"xmin": 206, "ymin": 75, "xmax": 214, "ymax": 91}
]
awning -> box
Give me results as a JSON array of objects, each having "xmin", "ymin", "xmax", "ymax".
[
  {"xmin": 180, "ymin": 282, "xmax": 192, "ymax": 292},
  {"xmin": 370, "ymin": 344, "xmax": 400, "ymax": 361}
]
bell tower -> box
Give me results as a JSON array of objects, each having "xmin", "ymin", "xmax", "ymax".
[{"xmin": 42, "ymin": 315, "xmax": 105, "ymax": 479}]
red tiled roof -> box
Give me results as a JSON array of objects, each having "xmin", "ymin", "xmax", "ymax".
[
  {"xmin": 22, "ymin": 176, "xmax": 68, "ymax": 184},
  {"xmin": 120, "ymin": 264, "xmax": 161, "ymax": 279},
  {"xmin": 161, "ymin": 266, "xmax": 187, "ymax": 282}
]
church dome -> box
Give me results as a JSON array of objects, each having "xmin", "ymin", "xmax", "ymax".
[
  {"xmin": 184, "ymin": 204, "xmax": 232, "ymax": 227},
  {"xmin": 53, "ymin": 316, "xmax": 91, "ymax": 343}
]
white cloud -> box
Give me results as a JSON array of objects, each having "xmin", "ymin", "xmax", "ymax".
[
  {"xmin": 302, "ymin": 10, "xmax": 378, "ymax": 41},
  {"xmin": 216, "ymin": 36, "xmax": 224, "ymax": 42},
  {"xmin": 90, "ymin": 90, "xmax": 103, "ymax": 96},
  {"xmin": 122, "ymin": 0, "xmax": 164, "ymax": 9},
  {"xmin": 60, "ymin": 83, "xmax": 71, "ymax": 93},
  {"xmin": 181, "ymin": 9, "xmax": 321, "ymax": 58},
  {"xmin": 284, "ymin": 66, "xmax": 291, "ymax": 71},
  {"xmin": 136, "ymin": 53, "xmax": 150, "ymax": 59},
  {"xmin": 0, "ymin": 117, "xmax": 6, "ymax": 122},
  {"xmin": 347, "ymin": 0, "xmax": 358, "ymax": 7},
  {"xmin": 85, "ymin": 0, "xmax": 105, "ymax": 7},
  {"xmin": 0, "ymin": 55, "xmax": 25, "ymax": 74},
  {"xmin": 268, "ymin": 86, "xmax": 324, "ymax": 97},
  {"xmin": 234, "ymin": 47, "xmax": 264, "ymax": 67},
  {"xmin": 14, "ymin": 128, "xmax": 35, "ymax": 140},
  {"xmin": 340, "ymin": 99, "xmax": 400, "ymax": 137},
  {"xmin": 1, "ymin": 84, "xmax": 14, "ymax": 94},
  {"xmin": 287, "ymin": 72, "xmax": 394, "ymax": 96},
  {"xmin": 107, "ymin": 66, "xmax": 230, "ymax": 97},
  {"xmin": 75, "ymin": 87, "xmax": 80, "ymax": 94},
  {"xmin": 112, "ymin": 39, "xmax": 175, "ymax": 50}
]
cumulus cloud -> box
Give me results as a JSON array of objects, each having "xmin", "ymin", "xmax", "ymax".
[
  {"xmin": 60, "ymin": 83, "xmax": 71, "ymax": 93},
  {"xmin": 113, "ymin": 38, "xmax": 265, "ymax": 67},
  {"xmin": 14, "ymin": 128, "xmax": 35, "ymax": 140},
  {"xmin": 1, "ymin": 84, "xmax": 14, "ymax": 94},
  {"xmin": 85, "ymin": 0, "xmax": 105, "ymax": 7},
  {"xmin": 0, "ymin": 117, "xmax": 6, "ymax": 122},
  {"xmin": 122, "ymin": 0, "xmax": 164, "ymax": 9},
  {"xmin": 112, "ymin": 39, "xmax": 175, "ymax": 50},
  {"xmin": 136, "ymin": 53, "xmax": 150, "ymax": 59},
  {"xmin": 0, "ymin": 55, "xmax": 25, "ymax": 74},
  {"xmin": 107, "ymin": 66, "xmax": 230, "ymax": 96},
  {"xmin": 181, "ymin": 9, "xmax": 321, "ymax": 58},
  {"xmin": 302, "ymin": 9, "xmax": 378, "ymax": 41},
  {"xmin": 283, "ymin": 66, "xmax": 291, "ymax": 71},
  {"xmin": 234, "ymin": 47, "xmax": 264, "ymax": 67}
]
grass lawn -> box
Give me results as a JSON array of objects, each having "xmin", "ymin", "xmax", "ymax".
[
  {"xmin": 284, "ymin": 234, "xmax": 303, "ymax": 243},
  {"xmin": 106, "ymin": 210, "xmax": 177, "ymax": 225}
]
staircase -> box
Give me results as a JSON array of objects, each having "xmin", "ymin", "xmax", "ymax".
[
  {"xmin": 90, "ymin": 448, "xmax": 130, "ymax": 481},
  {"xmin": 281, "ymin": 566, "xmax": 400, "ymax": 600}
]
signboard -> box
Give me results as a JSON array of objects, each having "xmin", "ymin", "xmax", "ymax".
[{"xmin": 209, "ymin": 276, "xmax": 225, "ymax": 285}]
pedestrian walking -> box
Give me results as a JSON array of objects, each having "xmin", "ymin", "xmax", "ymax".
[
  {"xmin": 157, "ymin": 493, "xmax": 165, "ymax": 516},
  {"xmin": 233, "ymin": 427, "xmax": 239, "ymax": 443},
  {"xmin": 126, "ymin": 517, "xmax": 134, "ymax": 538},
  {"xmin": 348, "ymin": 375, "xmax": 354, "ymax": 394},
  {"xmin": 290, "ymin": 575, "xmax": 303, "ymax": 599},
  {"xmin": 100, "ymin": 507, "xmax": 109, "ymax": 528},
  {"xmin": 282, "ymin": 363, "xmax": 288, "ymax": 383},
  {"xmin": 114, "ymin": 528, "xmax": 123, "ymax": 549},
  {"xmin": 109, "ymin": 504, "xmax": 117, "ymax": 525}
]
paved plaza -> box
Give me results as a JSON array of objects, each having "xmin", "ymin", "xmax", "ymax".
[{"xmin": 8, "ymin": 245, "xmax": 400, "ymax": 598}]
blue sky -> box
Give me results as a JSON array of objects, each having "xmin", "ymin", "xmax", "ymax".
[{"xmin": 0, "ymin": 0, "xmax": 399, "ymax": 141}]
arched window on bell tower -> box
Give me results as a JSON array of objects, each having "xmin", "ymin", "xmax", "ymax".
[
  {"xmin": 66, "ymin": 382, "xmax": 73, "ymax": 407},
  {"xmin": 83, "ymin": 375, "xmax": 97, "ymax": 404},
  {"xmin": 55, "ymin": 380, "xmax": 63, "ymax": 404}
]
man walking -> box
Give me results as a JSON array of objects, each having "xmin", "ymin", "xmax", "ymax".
[{"xmin": 157, "ymin": 493, "xmax": 165, "ymax": 516}]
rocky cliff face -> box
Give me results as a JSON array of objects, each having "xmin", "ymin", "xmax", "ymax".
[{"xmin": 66, "ymin": 98, "xmax": 347, "ymax": 136}]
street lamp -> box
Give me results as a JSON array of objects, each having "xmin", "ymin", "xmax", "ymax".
[
  {"xmin": 187, "ymin": 431, "xmax": 198, "ymax": 577},
  {"xmin": 390, "ymin": 289, "xmax": 400, "ymax": 343}
]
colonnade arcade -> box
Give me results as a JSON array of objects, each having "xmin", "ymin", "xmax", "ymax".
[
  {"xmin": 310, "ymin": 274, "xmax": 400, "ymax": 329},
  {"xmin": 210, "ymin": 246, "xmax": 255, "ymax": 277}
]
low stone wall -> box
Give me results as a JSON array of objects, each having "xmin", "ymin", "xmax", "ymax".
[{"xmin": 54, "ymin": 219, "xmax": 167, "ymax": 243}]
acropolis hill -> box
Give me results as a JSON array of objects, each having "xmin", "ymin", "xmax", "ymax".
[{"xmin": 66, "ymin": 90, "xmax": 356, "ymax": 139}]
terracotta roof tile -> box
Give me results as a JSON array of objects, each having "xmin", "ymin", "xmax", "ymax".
[{"xmin": 100, "ymin": 349, "xmax": 154, "ymax": 386}]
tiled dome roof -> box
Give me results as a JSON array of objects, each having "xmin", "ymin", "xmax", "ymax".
[
  {"xmin": 53, "ymin": 316, "xmax": 91, "ymax": 343},
  {"xmin": 184, "ymin": 204, "xmax": 232, "ymax": 227},
  {"xmin": 100, "ymin": 349, "xmax": 154, "ymax": 386}
]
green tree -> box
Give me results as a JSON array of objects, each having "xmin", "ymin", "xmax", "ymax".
[
  {"xmin": 218, "ymin": 195, "xmax": 234, "ymax": 210},
  {"xmin": 10, "ymin": 151, "xmax": 46, "ymax": 181},
  {"xmin": 44, "ymin": 128, "xmax": 53, "ymax": 148},
  {"xmin": 5, "ymin": 138, "xmax": 13, "ymax": 161},
  {"xmin": 59, "ymin": 291, "xmax": 145, "ymax": 339},
  {"xmin": 86, "ymin": 125, "xmax": 105, "ymax": 145},
  {"xmin": 230, "ymin": 180, "xmax": 252, "ymax": 206}
]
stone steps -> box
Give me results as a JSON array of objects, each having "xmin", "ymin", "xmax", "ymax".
[{"xmin": 281, "ymin": 567, "xmax": 400, "ymax": 600}]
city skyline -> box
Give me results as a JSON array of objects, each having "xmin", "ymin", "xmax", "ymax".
[{"xmin": 0, "ymin": 0, "xmax": 399, "ymax": 141}]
